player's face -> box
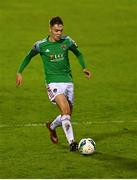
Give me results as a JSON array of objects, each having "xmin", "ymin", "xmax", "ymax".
[{"xmin": 50, "ymin": 24, "xmax": 63, "ymax": 42}]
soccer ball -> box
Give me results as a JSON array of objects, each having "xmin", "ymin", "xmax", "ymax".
[{"xmin": 78, "ymin": 138, "xmax": 96, "ymax": 155}]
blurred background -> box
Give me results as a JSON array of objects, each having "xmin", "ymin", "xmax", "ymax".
[{"xmin": 0, "ymin": 0, "xmax": 137, "ymax": 178}]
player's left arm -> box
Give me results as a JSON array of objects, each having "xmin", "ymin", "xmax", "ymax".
[{"xmin": 69, "ymin": 43, "xmax": 92, "ymax": 79}]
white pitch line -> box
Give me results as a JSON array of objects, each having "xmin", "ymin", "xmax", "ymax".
[{"xmin": 0, "ymin": 120, "xmax": 137, "ymax": 128}]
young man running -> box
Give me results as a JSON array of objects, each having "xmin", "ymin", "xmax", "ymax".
[{"xmin": 16, "ymin": 16, "xmax": 92, "ymax": 151}]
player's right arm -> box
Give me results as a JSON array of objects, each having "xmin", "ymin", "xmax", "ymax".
[{"xmin": 16, "ymin": 43, "xmax": 40, "ymax": 87}]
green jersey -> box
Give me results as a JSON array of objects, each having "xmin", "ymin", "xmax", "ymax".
[{"xmin": 17, "ymin": 36, "xmax": 86, "ymax": 83}]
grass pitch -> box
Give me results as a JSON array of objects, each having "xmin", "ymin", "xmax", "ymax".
[{"xmin": 0, "ymin": 0, "xmax": 137, "ymax": 178}]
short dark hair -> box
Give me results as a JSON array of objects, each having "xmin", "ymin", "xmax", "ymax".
[{"xmin": 49, "ymin": 16, "xmax": 63, "ymax": 26}]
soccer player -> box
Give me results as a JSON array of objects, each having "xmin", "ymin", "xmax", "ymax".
[{"xmin": 16, "ymin": 16, "xmax": 92, "ymax": 151}]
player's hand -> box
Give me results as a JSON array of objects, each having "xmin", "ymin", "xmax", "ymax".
[
  {"xmin": 83, "ymin": 68, "xmax": 92, "ymax": 79},
  {"xmin": 16, "ymin": 73, "xmax": 23, "ymax": 87}
]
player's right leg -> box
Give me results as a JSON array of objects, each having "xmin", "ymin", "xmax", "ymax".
[
  {"xmin": 46, "ymin": 83, "xmax": 63, "ymax": 144},
  {"xmin": 46, "ymin": 121, "xmax": 58, "ymax": 144}
]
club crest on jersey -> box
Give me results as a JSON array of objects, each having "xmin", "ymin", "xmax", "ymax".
[{"xmin": 61, "ymin": 44, "xmax": 67, "ymax": 50}]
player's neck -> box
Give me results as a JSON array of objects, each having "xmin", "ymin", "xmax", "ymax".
[{"xmin": 49, "ymin": 36, "xmax": 57, "ymax": 42}]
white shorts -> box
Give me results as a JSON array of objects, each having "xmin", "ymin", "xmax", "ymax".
[{"xmin": 46, "ymin": 82, "xmax": 74, "ymax": 105}]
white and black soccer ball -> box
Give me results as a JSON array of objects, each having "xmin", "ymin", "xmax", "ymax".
[{"xmin": 78, "ymin": 138, "xmax": 96, "ymax": 155}]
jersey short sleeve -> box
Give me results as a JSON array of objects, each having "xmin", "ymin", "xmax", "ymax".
[
  {"xmin": 65, "ymin": 36, "xmax": 78, "ymax": 49},
  {"xmin": 32, "ymin": 40, "xmax": 41, "ymax": 54}
]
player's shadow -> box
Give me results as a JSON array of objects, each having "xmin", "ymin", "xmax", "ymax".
[
  {"xmin": 94, "ymin": 151, "xmax": 137, "ymax": 173},
  {"xmin": 94, "ymin": 129, "xmax": 137, "ymax": 175},
  {"xmin": 81, "ymin": 129, "xmax": 137, "ymax": 175}
]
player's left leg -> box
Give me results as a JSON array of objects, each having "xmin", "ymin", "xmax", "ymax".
[
  {"xmin": 55, "ymin": 94, "xmax": 78, "ymax": 151},
  {"xmin": 46, "ymin": 83, "xmax": 78, "ymax": 150},
  {"xmin": 46, "ymin": 101, "xmax": 73, "ymax": 144}
]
